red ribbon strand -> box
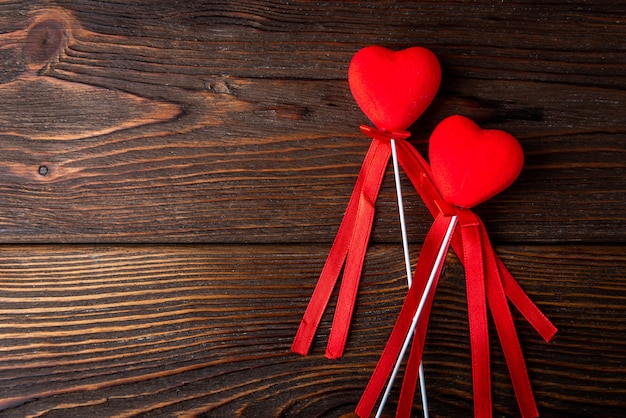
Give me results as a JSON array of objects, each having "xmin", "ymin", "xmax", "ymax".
[
  {"xmin": 292, "ymin": 133, "xmax": 392, "ymax": 358},
  {"xmin": 459, "ymin": 210, "xmax": 492, "ymax": 418}
]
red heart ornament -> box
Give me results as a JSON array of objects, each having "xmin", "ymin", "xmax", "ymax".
[
  {"xmin": 348, "ymin": 46, "xmax": 441, "ymax": 132},
  {"xmin": 429, "ymin": 115, "xmax": 524, "ymax": 208}
]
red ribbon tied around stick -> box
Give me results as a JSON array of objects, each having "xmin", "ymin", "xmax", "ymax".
[{"xmin": 291, "ymin": 45, "xmax": 557, "ymax": 418}]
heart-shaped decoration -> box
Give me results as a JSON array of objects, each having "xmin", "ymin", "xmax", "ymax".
[
  {"xmin": 348, "ymin": 46, "xmax": 441, "ymax": 132},
  {"xmin": 429, "ymin": 115, "xmax": 524, "ymax": 208}
]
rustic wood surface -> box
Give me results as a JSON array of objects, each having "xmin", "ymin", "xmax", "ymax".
[{"xmin": 0, "ymin": 1, "xmax": 624, "ymax": 417}]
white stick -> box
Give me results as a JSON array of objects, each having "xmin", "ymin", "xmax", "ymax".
[
  {"xmin": 378, "ymin": 213, "xmax": 457, "ymax": 417},
  {"xmin": 376, "ymin": 139, "xmax": 429, "ymax": 418},
  {"xmin": 377, "ymin": 156, "xmax": 458, "ymax": 418},
  {"xmin": 390, "ymin": 139, "xmax": 414, "ymax": 289}
]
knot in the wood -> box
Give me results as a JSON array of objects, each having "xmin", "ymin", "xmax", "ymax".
[
  {"xmin": 205, "ymin": 79, "xmax": 233, "ymax": 95},
  {"xmin": 38, "ymin": 165, "xmax": 49, "ymax": 176},
  {"xmin": 24, "ymin": 18, "xmax": 68, "ymax": 68}
]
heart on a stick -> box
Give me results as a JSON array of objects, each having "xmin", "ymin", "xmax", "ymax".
[
  {"xmin": 348, "ymin": 46, "xmax": 441, "ymax": 132},
  {"xmin": 429, "ymin": 115, "xmax": 524, "ymax": 208}
]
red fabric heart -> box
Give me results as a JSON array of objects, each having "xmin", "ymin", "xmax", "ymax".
[
  {"xmin": 429, "ymin": 115, "xmax": 524, "ymax": 208},
  {"xmin": 348, "ymin": 46, "xmax": 441, "ymax": 132}
]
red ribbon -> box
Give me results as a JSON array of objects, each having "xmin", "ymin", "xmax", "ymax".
[
  {"xmin": 395, "ymin": 138, "xmax": 557, "ymax": 343},
  {"xmin": 291, "ymin": 127, "xmax": 407, "ymax": 359},
  {"xmin": 292, "ymin": 126, "xmax": 557, "ymax": 417}
]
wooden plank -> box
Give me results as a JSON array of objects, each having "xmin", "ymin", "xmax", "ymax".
[
  {"xmin": 0, "ymin": 3, "xmax": 623, "ymax": 418},
  {"xmin": 0, "ymin": 3, "xmax": 624, "ymax": 243},
  {"xmin": 0, "ymin": 244, "xmax": 623, "ymax": 417}
]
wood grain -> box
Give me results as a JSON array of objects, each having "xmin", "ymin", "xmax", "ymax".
[
  {"xmin": 0, "ymin": 3, "xmax": 623, "ymax": 243},
  {"xmin": 0, "ymin": 1, "xmax": 624, "ymax": 417},
  {"xmin": 0, "ymin": 244, "xmax": 623, "ymax": 417}
]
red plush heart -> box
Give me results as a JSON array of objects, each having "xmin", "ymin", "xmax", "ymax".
[
  {"xmin": 348, "ymin": 46, "xmax": 441, "ymax": 132},
  {"xmin": 429, "ymin": 115, "xmax": 524, "ymax": 208}
]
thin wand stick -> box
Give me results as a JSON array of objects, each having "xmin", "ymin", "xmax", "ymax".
[
  {"xmin": 383, "ymin": 212, "xmax": 456, "ymax": 417},
  {"xmin": 377, "ymin": 208, "xmax": 457, "ymax": 418},
  {"xmin": 376, "ymin": 139, "xmax": 430, "ymax": 418},
  {"xmin": 378, "ymin": 209, "xmax": 457, "ymax": 417}
]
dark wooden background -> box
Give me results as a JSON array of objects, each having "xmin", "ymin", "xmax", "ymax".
[{"xmin": 0, "ymin": 1, "xmax": 624, "ymax": 417}]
